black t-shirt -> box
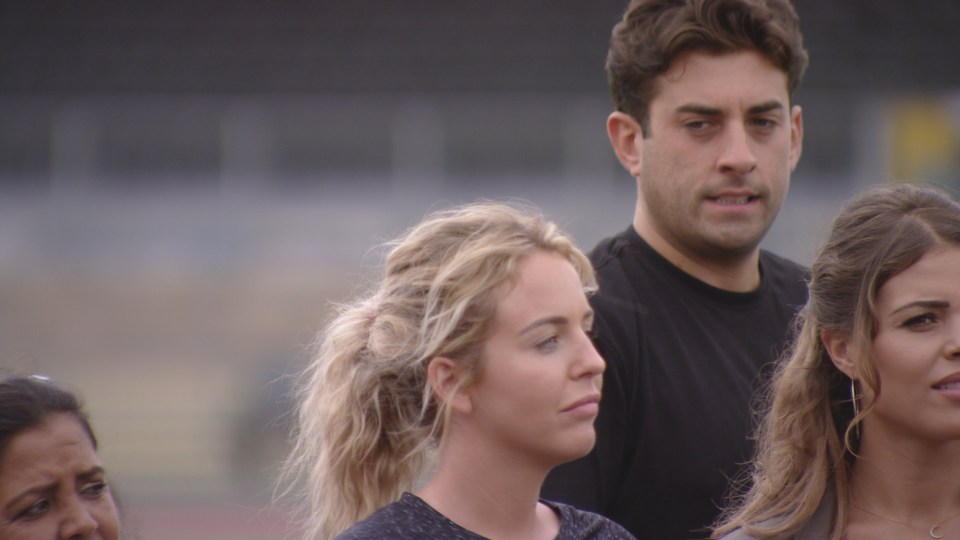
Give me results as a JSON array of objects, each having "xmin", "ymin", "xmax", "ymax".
[
  {"xmin": 337, "ymin": 492, "xmax": 636, "ymax": 539},
  {"xmin": 542, "ymin": 227, "xmax": 809, "ymax": 539}
]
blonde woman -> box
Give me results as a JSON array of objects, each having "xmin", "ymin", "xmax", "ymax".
[
  {"xmin": 713, "ymin": 183, "xmax": 960, "ymax": 540},
  {"xmin": 280, "ymin": 202, "xmax": 634, "ymax": 540}
]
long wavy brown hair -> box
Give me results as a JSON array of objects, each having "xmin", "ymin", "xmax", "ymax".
[{"xmin": 713, "ymin": 183, "xmax": 960, "ymax": 539}]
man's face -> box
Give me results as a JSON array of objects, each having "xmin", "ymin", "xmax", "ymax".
[{"xmin": 634, "ymin": 49, "xmax": 802, "ymax": 262}]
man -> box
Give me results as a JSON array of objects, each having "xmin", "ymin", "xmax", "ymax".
[{"xmin": 542, "ymin": 0, "xmax": 810, "ymax": 538}]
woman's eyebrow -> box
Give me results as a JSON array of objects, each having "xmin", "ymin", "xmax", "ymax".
[
  {"xmin": 890, "ymin": 299, "xmax": 949, "ymax": 315},
  {"xmin": 77, "ymin": 466, "xmax": 106, "ymax": 480}
]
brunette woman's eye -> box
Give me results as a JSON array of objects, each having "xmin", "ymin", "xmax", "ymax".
[{"xmin": 903, "ymin": 313, "xmax": 936, "ymax": 328}]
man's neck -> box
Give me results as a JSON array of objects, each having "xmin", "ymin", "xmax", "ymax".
[{"xmin": 632, "ymin": 219, "xmax": 762, "ymax": 292}]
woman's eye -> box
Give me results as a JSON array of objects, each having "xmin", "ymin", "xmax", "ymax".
[
  {"xmin": 81, "ymin": 480, "xmax": 108, "ymax": 498},
  {"xmin": 536, "ymin": 335, "xmax": 559, "ymax": 352},
  {"xmin": 14, "ymin": 499, "xmax": 50, "ymax": 521},
  {"xmin": 903, "ymin": 313, "xmax": 936, "ymax": 328}
]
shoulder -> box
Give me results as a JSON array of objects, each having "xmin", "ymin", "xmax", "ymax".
[
  {"xmin": 336, "ymin": 493, "xmax": 484, "ymax": 540},
  {"xmin": 714, "ymin": 491, "xmax": 836, "ymax": 540},
  {"xmin": 715, "ymin": 528, "xmax": 762, "ymax": 540},
  {"xmin": 547, "ymin": 500, "xmax": 637, "ymax": 540},
  {"xmin": 588, "ymin": 228, "xmax": 632, "ymax": 270},
  {"xmin": 587, "ymin": 228, "xmax": 649, "ymax": 314},
  {"xmin": 585, "ymin": 229, "xmax": 645, "ymax": 332},
  {"xmin": 334, "ymin": 499, "xmax": 417, "ymax": 540},
  {"xmin": 759, "ymin": 250, "xmax": 809, "ymax": 283},
  {"xmin": 588, "ymin": 227, "xmax": 642, "ymax": 287},
  {"xmin": 759, "ymin": 250, "xmax": 809, "ymax": 301}
]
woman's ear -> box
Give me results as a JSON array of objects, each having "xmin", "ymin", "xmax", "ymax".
[
  {"xmin": 821, "ymin": 329, "xmax": 857, "ymax": 379},
  {"xmin": 427, "ymin": 356, "xmax": 473, "ymax": 414}
]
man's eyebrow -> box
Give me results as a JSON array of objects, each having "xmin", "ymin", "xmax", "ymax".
[
  {"xmin": 747, "ymin": 100, "xmax": 786, "ymax": 114},
  {"xmin": 676, "ymin": 104, "xmax": 721, "ymax": 116},
  {"xmin": 675, "ymin": 101, "xmax": 786, "ymax": 116}
]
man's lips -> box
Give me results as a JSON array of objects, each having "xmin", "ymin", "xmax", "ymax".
[
  {"xmin": 710, "ymin": 194, "xmax": 758, "ymax": 205},
  {"xmin": 707, "ymin": 190, "xmax": 760, "ymax": 205}
]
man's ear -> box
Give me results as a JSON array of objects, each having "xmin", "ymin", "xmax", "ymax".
[
  {"xmin": 607, "ymin": 111, "xmax": 645, "ymax": 177},
  {"xmin": 821, "ymin": 329, "xmax": 856, "ymax": 379},
  {"xmin": 427, "ymin": 356, "xmax": 473, "ymax": 414},
  {"xmin": 788, "ymin": 104, "xmax": 804, "ymax": 172}
]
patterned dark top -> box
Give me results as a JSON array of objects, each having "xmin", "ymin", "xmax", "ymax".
[{"xmin": 336, "ymin": 492, "xmax": 636, "ymax": 539}]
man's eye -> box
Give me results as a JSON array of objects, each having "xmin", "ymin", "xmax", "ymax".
[{"xmin": 755, "ymin": 118, "xmax": 776, "ymax": 126}]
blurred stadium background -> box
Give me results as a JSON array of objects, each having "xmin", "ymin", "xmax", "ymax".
[{"xmin": 1, "ymin": 1, "xmax": 959, "ymax": 538}]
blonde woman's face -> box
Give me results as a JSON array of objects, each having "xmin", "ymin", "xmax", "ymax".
[
  {"xmin": 0, "ymin": 413, "xmax": 120, "ymax": 540},
  {"xmin": 461, "ymin": 250, "xmax": 605, "ymax": 466},
  {"xmin": 866, "ymin": 245, "xmax": 960, "ymax": 443}
]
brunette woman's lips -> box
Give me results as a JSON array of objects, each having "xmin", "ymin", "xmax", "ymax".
[{"xmin": 932, "ymin": 373, "xmax": 960, "ymax": 399}]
